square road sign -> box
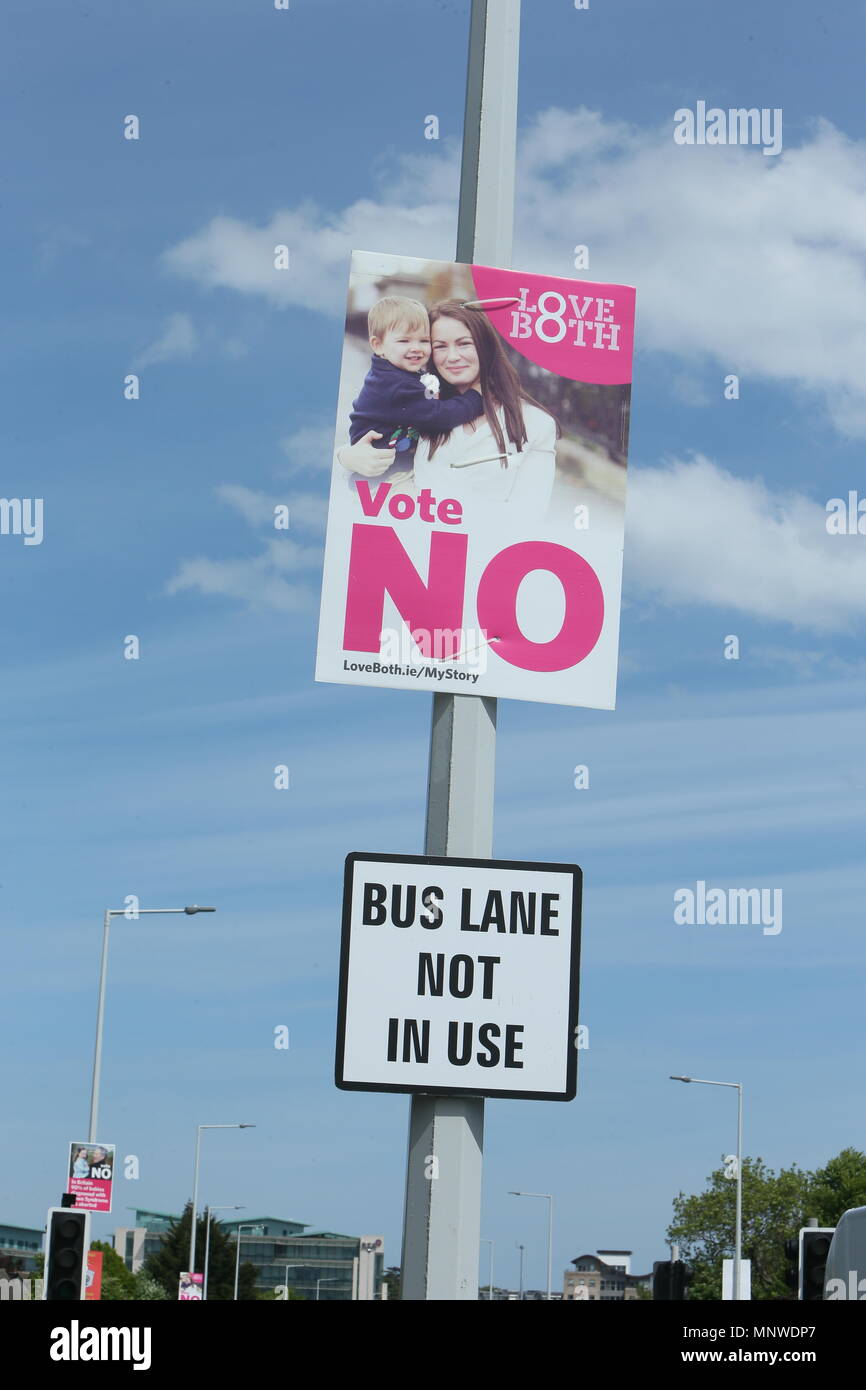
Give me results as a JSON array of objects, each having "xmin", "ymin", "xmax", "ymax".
[{"xmin": 336, "ymin": 852, "xmax": 581, "ymax": 1101}]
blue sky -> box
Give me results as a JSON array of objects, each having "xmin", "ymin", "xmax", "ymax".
[{"xmin": 3, "ymin": 0, "xmax": 866, "ymax": 1291}]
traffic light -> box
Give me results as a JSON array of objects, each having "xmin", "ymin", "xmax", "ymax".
[
  {"xmin": 653, "ymin": 1260, "xmax": 672, "ymax": 1299},
  {"xmin": 800, "ymin": 1228, "xmax": 834, "ymax": 1302},
  {"xmin": 653, "ymin": 1260, "xmax": 693, "ymax": 1300},
  {"xmin": 670, "ymin": 1261, "xmax": 694, "ymax": 1299},
  {"xmin": 44, "ymin": 1206, "xmax": 90, "ymax": 1300},
  {"xmin": 784, "ymin": 1236, "xmax": 799, "ymax": 1295}
]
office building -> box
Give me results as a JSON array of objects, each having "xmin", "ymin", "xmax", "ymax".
[
  {"xmin": 116, "ymin": 1208, "xmax": 383, "ymax": 1300},
  {"xmin": 563, "ymin": 1249, "xmax": 652, "ymax": 1301},
  {"xmin": 0, "ymin": 1221, "xmax": 43, "ymax": 1275}
]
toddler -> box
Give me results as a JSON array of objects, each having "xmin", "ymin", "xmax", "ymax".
[{"xmin": 346, "ymin": 296, "xmax": 484, "ymax": 484}]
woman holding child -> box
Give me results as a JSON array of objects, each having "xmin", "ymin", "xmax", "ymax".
[{"xmin": 338, "ymin": 298, "xmax": 558, "ymax": 523}]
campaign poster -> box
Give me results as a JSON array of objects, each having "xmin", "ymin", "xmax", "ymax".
[
  {"xmin": 85, "ymin": 1249, "xmax": 103, "ymax": 1300},
  {"xmin": 178, "ymin": 1271, "xmax": 204, "ymax": 1300},
  {"xmin": 315, "ymin": 250, "xmax": 635, "ymax": 710},
  {"xmin": 66, "ymin": 1141, "xmax": 115, "ymax": 1213}
]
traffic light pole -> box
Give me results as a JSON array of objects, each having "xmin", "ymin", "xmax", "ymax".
[{"xmin": 399, "ymin": 0, "xmax": 521, "ymax": 1302}]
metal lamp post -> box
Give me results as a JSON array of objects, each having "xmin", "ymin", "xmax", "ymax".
[
  {"xmin": 280, "ymin": 1263, "xmax": 305, "ymax": 1300},
  {"xmin": 233, "ymin": 1223, "xmax": 265, "ymax": 1301},
  {"xmin": 509, "ymin": 1191, "xmax": 554, "ymax": 1301},
  {"xmin": 189, "ymin": 1125, "xmax": 255, "ymax": 1277},
  {"xmin": 316, "ymin": 1276, "xmax": 340, "ymax": 1301},
  {"xmin": 670, "ymin": 1075, "xmax": 744, "ymax": 1300},
  {"xmin": 401, "ymin": 0, "xmax": 521, "ymax": 1304},
  {"xmin": 202, "ymin": 1205, "xmax": 244, "ymax": 1301},
  {"xmin": 89, "ymin": 904, "xmax": 216, "ymax": 1142}
]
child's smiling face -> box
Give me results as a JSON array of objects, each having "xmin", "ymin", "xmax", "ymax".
[{"xmin": 371, "ymin": 321, "xmax": 431, "ymax": 373}]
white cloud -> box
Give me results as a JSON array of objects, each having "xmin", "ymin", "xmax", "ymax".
[
  {"xmin": 669, "ymin": 372, "xmax": 712, "ymax": 408},
  {"xmin": 216, "ymin": 484, "xmax": 281, "ymax": 527},
  {"xmin": 625, "ymin": 455, "xmax": 866, "ymax": 632},
  {"xmin": 165, "ymin": 537, "xmax": 321, "ymax": 613},
  {"xmin": 216, "ymin": 483, "xmax": 327, "ymax": 533},
  {"xmin": 517, "ymin": 110, "xmax": 866, "ymax": 436},
  {"xmin": 162, "ymin": 200, "xmax": 456, "ymax": 316},
  {"xmin": 164, "ymin": 485, "xmax": 327, "ymax": 614},
  {"xmin": 162, "ymin": 108, "xmax": 866, "ymax": 435},
  {"xmin": 135, "ymin": 312, "xmax": 198, "ymax": 367},
  {"xmin": 279, "ymin": 424, "xmax": 337, "ymax": 473},
  {"xmin": 287, "ymin": 492, "xmax": 328, "ymax": 532}
]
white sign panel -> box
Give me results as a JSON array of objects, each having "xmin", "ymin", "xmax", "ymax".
[
  {"xmin": 721, "ymin": 1259, "xmax": 752, "ymax": 1300},
  {"xmin": 336, "ymin": 853, "xmax": 581, "ymax": 1100}
]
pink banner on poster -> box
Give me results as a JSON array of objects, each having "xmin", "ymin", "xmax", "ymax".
[{"xmin": 469, "ymin": 264, "xmax": 635, "ymax": 385}]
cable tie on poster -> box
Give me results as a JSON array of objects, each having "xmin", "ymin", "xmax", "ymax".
[
  {"xmin": 450, "ymin": 452, "xmax": 510, "ymax": 468},
  {"xmin": 461, "ymin": 297, "xmax": 521, "ymax": 311},
  {"xmin": 449, "ymin": 632, "xmax": 502, "ymax": 662}
]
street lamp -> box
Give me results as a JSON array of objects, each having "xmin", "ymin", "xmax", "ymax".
[
  {"xmin": 279, "ymin": 1264, "xmax": 305, "ymax": 1300},
  {"xmin": 202, "ymin": 1205, "xmax": 244, "ymax": 1301},
  {"xmin": 233, "ymin": 1223, "xmax": 265, "ymax": 1301},
  {"xmin": 316, "ymin": 1276, "xmax": 340, "ymax": 1301},
  {"xmin": 516, "ymin": 1243, "xmax": 525, "ymax": 1301},
  {"xmin": 480, "ymin": 1238, "xmax": 494, "ymax": 1301},
  {"xmin": 509, "ymin": 1191, "xmax": 554, "ymax": 1301},
  {"xmin": 670, "ymin": 1075, "xmax": 744, "ymax": 1301},
  {"xmin": 89, "ymin": 905, "xmax": 216, "ymax": 1141},
  {"xmin": 190, "ymin": 1125, "xmax": 255, "ymax": 1277}
]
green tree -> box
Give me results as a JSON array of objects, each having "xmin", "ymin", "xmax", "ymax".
[
  {"xmin": 666, "ymin": 1148, "xmax": 866, "ymax": 1301},
  {"xmin": 141, "ymin": 1203, "xmax": 258, "ymax": 1300},
  {"xmin": 132, "ymin": 1272, "xmax": 171, "ymax": 1300},
  {"xmin": 383, "ymin": 1265, "xmax": 401, "ymax": 1300},
  {"xmin": 667, "ymin": 1156, "xmax": 810, "ymax": 1300},
  {"xmin": 806, "ymin": 1148, "xmax": 866, "ymax": 1226}
]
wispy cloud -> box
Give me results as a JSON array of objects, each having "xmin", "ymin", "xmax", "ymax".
[
  {"xmin": 216, "ymin": 483, "xmax": 327, "ymax": 533},
  {"xmin": 518, "ymin": 109, "xmax": 866, "ymax": 437},
  {"xmin": 625, "ymin": 455, "xmax": 866, "ymax": 632},
  {"xmin": 163, "ymin": 108, "xmax": 866, "ymax": 436},
  {"xmin": 134, "ymin": 311, "xmax": 198, "ymax": 367},
  {"xmin": 165, "ymin": 536, "xmax": 322, "ymax": 612},
  {"xmin": 279, "ymin": 424, "xmax": 337, "ymax": 474}
]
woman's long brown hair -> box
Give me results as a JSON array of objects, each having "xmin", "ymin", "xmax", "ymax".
[{"xmin": 425, "ymin": 300, "xmax": 559, "ymax": 462}]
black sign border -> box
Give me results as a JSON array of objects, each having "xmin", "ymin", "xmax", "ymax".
[{"xmin": 335, "ymin": 851, "xmax": 581, "ymax": 1101}]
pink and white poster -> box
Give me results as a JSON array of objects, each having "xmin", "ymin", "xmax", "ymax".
[
  {"xmin": 66, "ymin": 1141, "xmax": 115, "ymax": 1213},
  {"xmin": 178, "ymin": 1272, "xmax": 204, "ymax": 1300},
  {"xmin": 315, "ymin": 250, "xmax": 635, "ymax": 710}
]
